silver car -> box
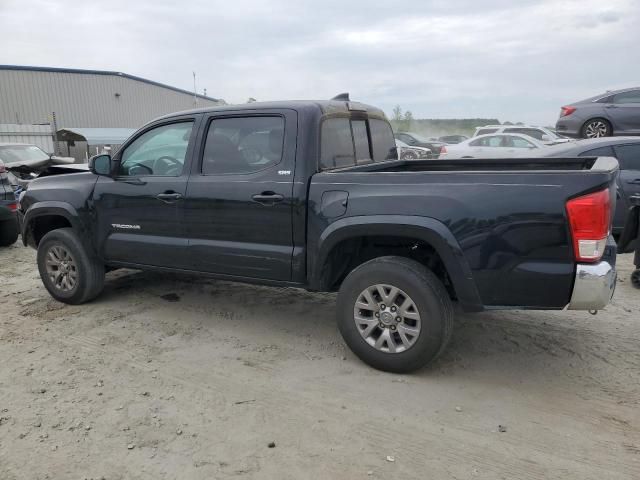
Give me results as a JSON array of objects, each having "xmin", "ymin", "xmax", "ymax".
[{"xmin": 556, "ymin": 87, "xmax": 640, "ymax": 138}]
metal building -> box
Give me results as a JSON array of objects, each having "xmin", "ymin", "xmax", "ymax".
[{"xmin": 0, "ymin": 65, "xmax": 224, "ymax": 159}]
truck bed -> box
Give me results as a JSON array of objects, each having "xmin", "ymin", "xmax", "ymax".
[{"xmin": 308, "ymin": 156, "xmax": 618, "ymax": 310}]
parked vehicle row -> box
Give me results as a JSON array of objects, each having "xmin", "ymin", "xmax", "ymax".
[
  {"xmin": 15, "ymin": 96, "xmax": 618, "ymax": 373},
  {"xmin": 440, "ymin": 133, "xmax": 546, "ymax": 158},
  {"xmin": 473, "ymin": 125, "xmax": 571, "ymax": 145}
]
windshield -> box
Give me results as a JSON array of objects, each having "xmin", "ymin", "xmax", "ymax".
[{"xmin": 0, "ymin": 145, "xmax": 50, "ymax": 164}]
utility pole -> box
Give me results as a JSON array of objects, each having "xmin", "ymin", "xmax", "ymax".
[{"xmin": 193, "ymin": 72, "xmax": 197, "ymax": 107}]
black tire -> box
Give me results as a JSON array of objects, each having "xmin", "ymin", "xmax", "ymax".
[
  {"xmin": 401, "ymin": 150, "xmax": 418, "ymax": 160},
  {"xmin": 0, "ymin": 218, "xmax": 19, "ymax": 246},
  {"xmin": 37, "ymin": 228, "xmax": 105, "ymax": 304},
  {"xmin": 631, "ymin": 270, "xmax": 640, "ymax": 289},
  {"xmin": 337, "ymin": 256, "xmax": 454, "ymax": 373},
  {"xmin": 581, "ymin": 118, "xmax": 612, "ymax": 139}
]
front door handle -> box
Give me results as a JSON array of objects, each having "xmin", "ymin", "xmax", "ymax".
[
  {"xmin": 628, "ymin": 179, "xmax": 640, "ymax": 185},
  {"xmin": 156, "ymin": 192, "xmax": 183, "ymax": 203},
  {"xmin": 252, "ymin": 192, "xmax": 284, "ymax": 205}
]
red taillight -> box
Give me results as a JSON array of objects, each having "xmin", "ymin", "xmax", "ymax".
[
  {"xmin": 440, "ymin": 145, "xmax": 448, "ymax": 155},
  {"xmin": 566, "ymin": 188, "xmax": 610, "ymax": 263},
  {"xmin": 0, "ymin": 160, "xmax": 6, "ymax": 173},
  {"xmin": 8, "ymin": 203, "xmax": 17, "ymax": 211},
  {"xmin": 560, "ymin": 106, "xmax": 576, "ymax": 117}
]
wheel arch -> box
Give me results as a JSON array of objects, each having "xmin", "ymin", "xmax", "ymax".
[
  {"xmin": 310, "ymin": 215, "xmax": 484, "ymax": 312},
  {"xmin": 22, "ymin": 202, "xmax": 82, "ymax": 248},
  {"xmin": 581, "ymin": 117, "xmax": 613, "ymax": 138}
]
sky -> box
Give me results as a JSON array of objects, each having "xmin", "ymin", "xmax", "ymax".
[{"xmin": 1, "ymin": 0, "xmax": 639, "ymax": 125}]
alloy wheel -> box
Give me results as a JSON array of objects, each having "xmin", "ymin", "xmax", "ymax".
[
  {"xmin": 45, "ymin": 244, "xmax": 78, "ymax": 292},
  {"xmin": 353, "ymin": 284, "xmax": 422, "ymax": 353}
]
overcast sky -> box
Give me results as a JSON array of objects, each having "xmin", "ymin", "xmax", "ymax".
[{"xmin": 2, "ymin": 0, "xmax": 638, "ymax": 124}]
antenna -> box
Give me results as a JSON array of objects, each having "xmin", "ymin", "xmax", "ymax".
[
  {"xmin": 193, "ymin": 72, "xmax": 197, "ymax": 106},
  {"xmin": 331, "ymin": 93, "xmax": 350, "ymax": 101}
]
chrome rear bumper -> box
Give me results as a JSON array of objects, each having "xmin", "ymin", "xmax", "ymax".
[{"xmin": 567, "ymin": 261, "xmax": 616, "ymax": 310}]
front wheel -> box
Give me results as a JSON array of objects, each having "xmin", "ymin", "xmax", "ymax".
[
  {"xmin": 582, "ymin": 118, "xmax": 612, "ymax": 138},
  {"xmin": 37, "ymin": 228, "xmax": 105, "ymax": 304},
  {"xmin": 337, "ymin": 256, "xmax": 454, "ymax": 373},
  {"xmin": 631, "ymin": 270, "xmax": 640, "ymax": 289}
]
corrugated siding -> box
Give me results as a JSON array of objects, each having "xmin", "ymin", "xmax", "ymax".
[
  {"xmin": 0, "ymin": 69, "xmax": 222, "ymax": 129},
  {"xmin": 0, "ymin": 123, "xmax": 55, "ymax": 153}
]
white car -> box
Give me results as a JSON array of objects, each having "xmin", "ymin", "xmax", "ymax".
[
  {"xmin": 473, "ymin": 125, "xmax": 572, "ymax": 145},
  {"xmin": 441, "ymin": 133, "xmax": 548, "ymax": 159},
  {"xmin": 395, "ymin": 139, "xmax": 433, "ymax": 159}
]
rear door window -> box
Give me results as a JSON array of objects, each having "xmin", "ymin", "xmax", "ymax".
[
  {"xmin": 612, "ymin": 90, "xmax": 640, "ymax": 104},
  {"xmin": 613, "ymin": 144, "xmax": 640, "ymax": 170},
  {"xmin": 202, "ymin": 116, "xmax": 284, "ymax": 175},
  {"xmin": 507, "ymin": 136, "xmax": 535, "ymax": 148}
]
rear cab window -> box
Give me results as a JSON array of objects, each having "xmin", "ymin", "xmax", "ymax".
[{"xmin": 320, "ymin": 117, "xmax": 397, "ymax": 170}]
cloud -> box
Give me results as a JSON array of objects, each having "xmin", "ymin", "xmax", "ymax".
[{"xmin": 0, "ymin": 0, "xmax": 638, "ymax": 124}]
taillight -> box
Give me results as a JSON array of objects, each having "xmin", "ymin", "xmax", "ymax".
[
  {"xmin": 8, "ymin": 203, "xmax": 17, "ymax": 211},
  {"xmin": 560, "ymin": 106, "xmax": 576, "ymax": 117},
  {"xmin": 440, "ymin": 145, "xmax": 448, "ymax": 155},
  {"xmin": 566, "ymin": 188, "xmax": 610, "ymax": 263},
  {"xmin": 0, "ymin": 160, "xmax": 6, "ymax": 173}
]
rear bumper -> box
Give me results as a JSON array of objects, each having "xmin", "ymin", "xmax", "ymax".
[
  {"xmin": 555, "ymin": 118, "xmax": 582, "ymax": 138},
  {"xmin": 566, "ymin": 261, "xmax": 616, "ymax": 310}
]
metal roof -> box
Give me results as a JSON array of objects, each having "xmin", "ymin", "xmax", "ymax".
[
  {"xmin": 57, "ymin": 127, "xmax": 136, "ymax": 145},
  {"xmin": 0, "ymin": 64, "xmax": 222, "ymax": 103}
]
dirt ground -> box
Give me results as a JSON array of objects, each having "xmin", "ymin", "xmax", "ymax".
[{"xmin": 0, "ymin": 243, "xmax": 638, "ymax": 480}]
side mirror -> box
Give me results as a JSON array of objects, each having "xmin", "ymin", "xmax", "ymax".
[
  {"xmin": 89, "ymin": 154, "xmax": 112, "ymax": 176},
  {"xmin": 541, "ymin": 134, "xmax": 551, "ymax": 141}
]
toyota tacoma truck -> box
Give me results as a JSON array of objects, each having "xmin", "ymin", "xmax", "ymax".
[{"xmin": 16, "ymin": 96, "xmax": 618, "ymax": 372}]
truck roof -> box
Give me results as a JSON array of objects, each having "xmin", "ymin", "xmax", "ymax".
[{"xmin": 154, "ymin": 99, "xmax": 387, "ymax": 122}]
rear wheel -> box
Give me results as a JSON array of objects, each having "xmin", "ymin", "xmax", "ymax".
[
  {"xmin": 401, "ymin": 150, "xmax": 418, "ymax": 160},
  {"xmin": 0, "ymin": 218, "xmax": 19, "ymax": 246},
  {"xmin": 337, "ymin": 256, "xmax": 454, "ymax": 373},
  {"xmin": 581, "ymin": 118, "xmax": 612, "ymax": 138},
  {"xmin": 37, "ymin": 228, "xmax": 105, "ymax": 304}
]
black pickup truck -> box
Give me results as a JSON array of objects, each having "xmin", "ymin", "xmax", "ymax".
[{"xmin": 16, "ymin": 97, "xmax": 618, "ymax": 372}]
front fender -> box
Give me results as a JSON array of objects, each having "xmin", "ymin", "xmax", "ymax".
[{"xmin": 310, "ymin": 215, "xmax": 483, "ymax": 312}]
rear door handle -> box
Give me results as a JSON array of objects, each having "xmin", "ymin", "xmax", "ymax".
[
  {"xmin": 156, "ymin": 192, "xmax": 183, "ymax": 203},
  {"xmin": 252, "ymin": 192, "xmax": 284, "ymax": 205}
]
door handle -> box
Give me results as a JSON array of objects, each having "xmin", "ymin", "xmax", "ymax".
[
  {"xmin": 605, "ymin": 104, "xmax": 618, "ymax": 108},
  {"xmin": 629, "ymin": 179, "xmax": 640, "ymax": 185},
  {"xmin": 252, "ymin": 192, "xmax": 284, "ymax": 205},
  {"xmin": 156, "ymin": 192, "xmax": 183, "ymax": 203}
]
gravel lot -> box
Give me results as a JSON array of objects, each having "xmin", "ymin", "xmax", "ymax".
[{"xmin": 0, "ymin": 242, "xmax": 638, "ymax": 479}]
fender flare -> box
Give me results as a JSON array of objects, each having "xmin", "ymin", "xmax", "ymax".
[
  {"xmin": 310, "ymin": 215, "xmax": 483, "ymax": 312},
  {"xmin": 21, "ymin": 201, "xmax": 82, "ymax": 247}
]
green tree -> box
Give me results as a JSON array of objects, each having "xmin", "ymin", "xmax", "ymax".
[{"xmin": 392, "ymin": 105, "xmax": 403, "ymax": 122}]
